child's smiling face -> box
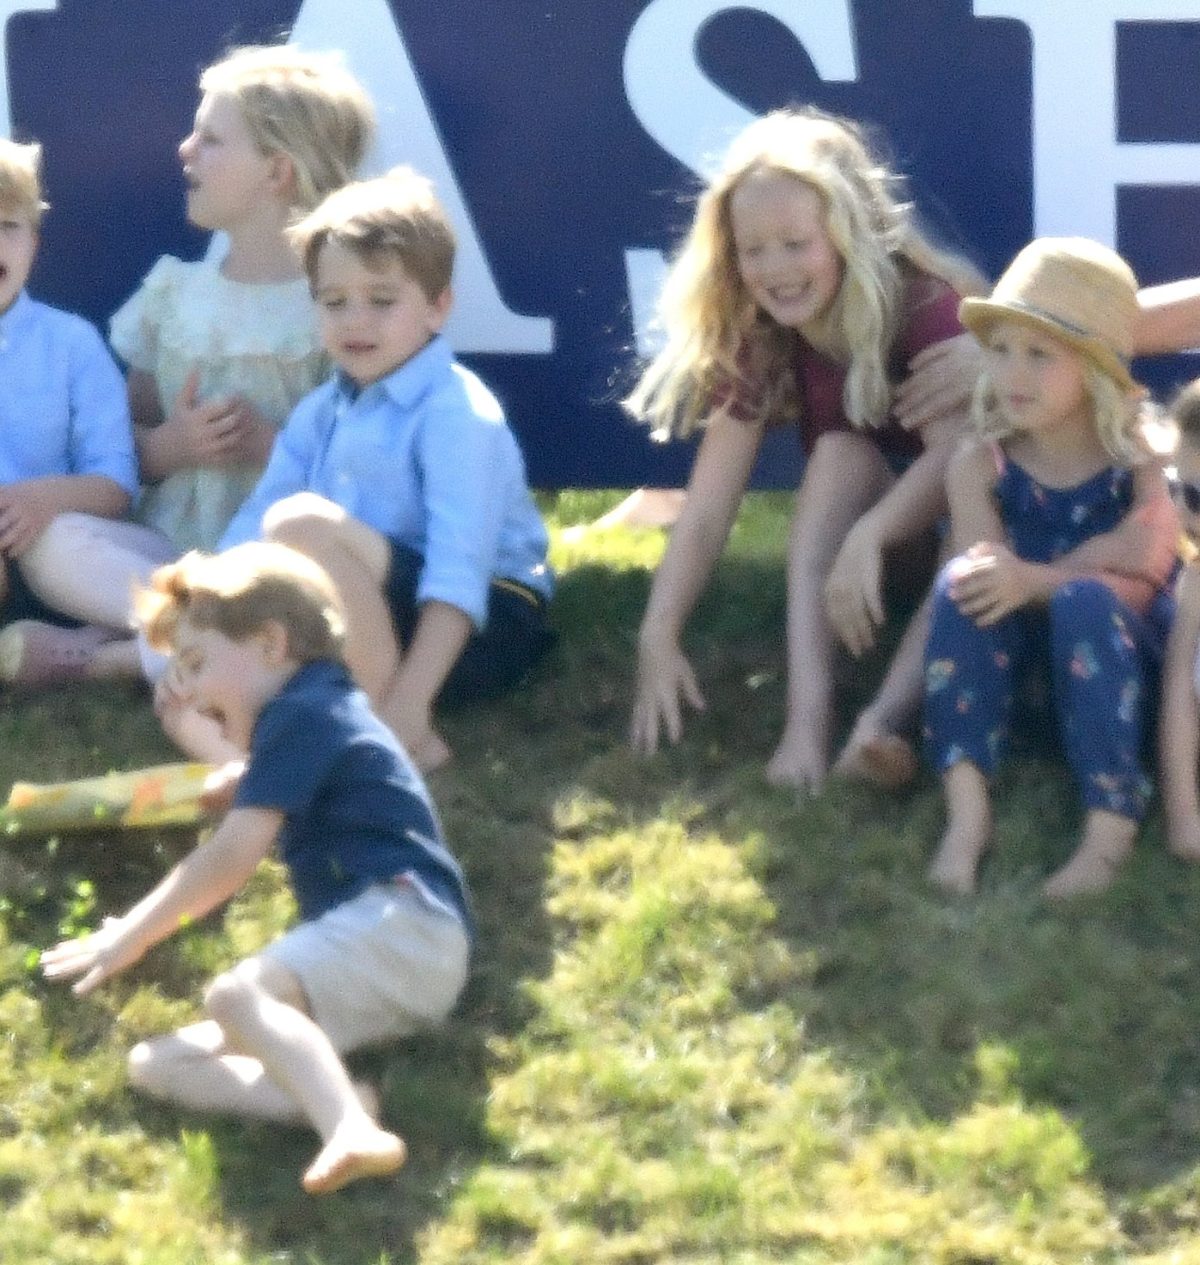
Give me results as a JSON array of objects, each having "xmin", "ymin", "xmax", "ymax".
[
  {"xmin": 729, "ymin": 168, "xmax": 844, "ymax": 338},
  {"xmin": 0, "ymin": 205, "xmax": 37, "ymax": 315}
]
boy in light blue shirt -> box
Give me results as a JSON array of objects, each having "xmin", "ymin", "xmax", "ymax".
[
  {"xmin": 0, "ymin": 139, "xmax": 136, "ymax": 656},
  {"xmin": 215, "ymin": 167, "xmax": 552, "ymax": 769}
]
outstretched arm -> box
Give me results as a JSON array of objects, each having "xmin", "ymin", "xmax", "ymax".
[
  {"xmin": 41, "ymin": 806, "xmax": 281, "ymax": 995},
  {"xmin": 631, "ymin": 410, "xmax": 763, "ymax": 753},
  {"xmin": 826, "ymin": 411, "xmax": 967, "ymax": 655},
  {"xmin": 1136, "ymin": 277, "xmax": 1200, "ymax": 356}
]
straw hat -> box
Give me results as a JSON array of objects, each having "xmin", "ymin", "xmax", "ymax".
[{"xmin": 959, "ymin": 237, "xmax": 1139, "ymax": 392}]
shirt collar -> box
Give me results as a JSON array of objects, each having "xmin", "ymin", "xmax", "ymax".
[{"xmin": 332, "ymin": 334, "xmax": 452, "ymax": 410}]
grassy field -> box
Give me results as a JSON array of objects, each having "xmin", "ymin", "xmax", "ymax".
[{"xmin": 3, "ymin": 491, "xmax": 1200, "ymax": 1263}]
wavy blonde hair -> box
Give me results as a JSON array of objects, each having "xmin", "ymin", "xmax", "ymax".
[
  {"xmin": 971, "ymin": 351, "xmax": 1144, "ymax": 465},
  {"xmin": 625, "ymin": 107, "xmax": 984, "ymax": 438},
  {"xmin": 200, "ymin": 46, "xmax": 374, "ymax": 215}
]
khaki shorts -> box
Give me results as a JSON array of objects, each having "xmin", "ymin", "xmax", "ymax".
[{"xmin": 262, "ymin": 880, "xmax": 470, "ymax": 1052}]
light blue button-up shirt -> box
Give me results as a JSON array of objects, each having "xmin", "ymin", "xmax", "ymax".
[
  {"xmin": 0, "ymin": 291, "xmax": 137, "ymax": 493},
  {"xmin": 222, "ymin": 335, "xmax": 552, "ymax": 628}
]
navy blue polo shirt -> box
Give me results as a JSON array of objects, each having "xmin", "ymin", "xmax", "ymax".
[{"xmin": 234, "ymin": 659, "xmax": 473, "ymax": 938}]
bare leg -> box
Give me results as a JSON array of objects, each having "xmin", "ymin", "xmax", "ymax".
[
  {"xmin": 588, "ymin": 489, "xmax": 686, "ymax": 530},
  {"xmin": 929, "ymin": 760, "xmax": 993, "ymax": 894},
  {"xmin": 137, "ymin": 955, "xmax": 405, "ymax": 1194},
  {"xmin": 1043, "ymin": 809, "xmax": 1136, "ymax": 899},
  {"xmin": 265, "ymin": 495, "xmax": 451, "ymax": 768},
  {"xmin": 766, "ymin": 434, "xmax": 893, "ymax": 794},
  {"xmin": 129, "ymin": 1020, "xmax": 380, "ymax": 1123},
  {"xmin": 19, "ymin": 513, "xmax": 177, "ymax": 628},
  {"xmin": 87, "ymin": 637, "xmax": 142, "ymax": 680},
  {"xmin": 832, "ymin": 589, "xmax": 934, "ymax": 789},
  {"xmin": 264, "ymin": 496, "xmax": 400, "ymax": 698}
]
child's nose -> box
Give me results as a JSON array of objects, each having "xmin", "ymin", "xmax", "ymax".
[{"xmin": 178, "ymin": 133, "xmax": 196, "ymax": 164}]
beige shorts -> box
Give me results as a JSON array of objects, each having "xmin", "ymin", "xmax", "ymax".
[{"xmin": 261, "ymin": 880, "xmax": 470, "ymax": 1052}]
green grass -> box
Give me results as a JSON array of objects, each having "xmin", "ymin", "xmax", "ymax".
[{"xmin": 3, "ymin": 492, "xmax": 1200, "ymax": 1261}]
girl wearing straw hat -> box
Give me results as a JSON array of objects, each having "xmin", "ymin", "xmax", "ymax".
[{"xmin": 924, "ymin": 237, "xmax": 1179, "ymax": 899}]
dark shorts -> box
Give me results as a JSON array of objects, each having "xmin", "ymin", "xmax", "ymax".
[
  {"xmin": 0, "ymin": 561, "xmax": 80, "ymax": 629},
  {"xmin": 384, "ymin": 541, "xmax": 554, "ymax": 705}
]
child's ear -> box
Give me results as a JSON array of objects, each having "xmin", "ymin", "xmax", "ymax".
[
  {"xmin": 428, "ymin": 287, "xmax": 453, "ymax": 332},
  {"xmin": 267, "ymin": 152, "xmax": 297, "ymax": 202},
  {"xmin": 256, "ymin": 620, "xmax": 291, "ymax": 666}
]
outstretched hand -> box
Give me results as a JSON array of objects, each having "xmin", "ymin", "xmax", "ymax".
[
  {"xmin": 41, "ymin": 916, "xmax": 141, "ymax": 996},
  {"xmin": 630, "ymin": 636, "xmax": 706, "ymax": 755}
]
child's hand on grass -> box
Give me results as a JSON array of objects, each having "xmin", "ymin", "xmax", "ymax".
[
  {"xmin": 631, "ymin": 635, "xmax": 706, "ymax": 754},
  {"xmin": 41, "ymin": 915, "xmax": 141, "ymax": 996}
]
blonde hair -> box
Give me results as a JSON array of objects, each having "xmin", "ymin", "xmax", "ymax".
[
  {"xmin": 625, "ymin": 107, "xmax": 984, "ymax": 438},
  {"xmin": 289, "ymin": 166, "xmax": 455, "ymax": 301},
  {"xmin": 0, "ymin": 138, "xmax": 47, "ymax": 223},
  {"xmin": 138, "ymin": 542, "xmax": 345, "ymax": 664},
  {"xmin": 971, "ymin": 348, "xmax": 1144, "ymax": 465},
  {"xmin": 199, "ymin": 45, "xmax": 374, "ymax": 213}
]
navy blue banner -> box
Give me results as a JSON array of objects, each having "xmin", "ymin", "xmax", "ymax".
[{"xmin": 6, "ymin": 0, "xmax": 1200, "ymax": 487}]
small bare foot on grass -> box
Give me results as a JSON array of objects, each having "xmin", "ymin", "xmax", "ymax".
[
  {"xmin": 1043, "ymin": 811, "xmax": 1135, "ymax": 900},
  {"xmin": 766, "ymin": 728, "xmax": 827, "ymax": 795},
  {"xmin": 561, "ymin": 489, "xmax": 686, "ymax": 542},
  {"xmin": 833, "ymin": 726, "xmax": 919, "ymax": 790},
  {"xmin": 302, "ymin": 1118, "xmax": 407, "ymax": 1195},
  {"xmin": 927, "ymin": 824, "xmax": 989, "ymax": 895},
  {"xmin": 407, "ymin": 729, "xmax": 451, "ymax": 773}
]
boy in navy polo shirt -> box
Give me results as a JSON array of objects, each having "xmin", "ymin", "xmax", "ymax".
[{"xmin": 42, "ymin": 541, "xmax": 472, "ymax": 1196}]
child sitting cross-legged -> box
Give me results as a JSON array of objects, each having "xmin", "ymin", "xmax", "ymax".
[
  {"xmin": 42, "ymin": 541, "xmax": 473, "ymax": 1196},
  {"xmin": 205, "ymin": 166, "xmax": 553, "ymax": 771}
]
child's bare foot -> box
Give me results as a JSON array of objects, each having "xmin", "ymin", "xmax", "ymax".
[
  {"xmin": 302, "ymin": 1117, "xmax": 407, "ymax": 1195},
  {"xmin": 568, "ymin": 488, "xmax": 686, "ymax": 538},
  {"xmin": 929, "ymin": 762, "xmax": 992, "ymax": 894},
  {"xmin": 1167, "ymin": 818, "xmax": 1200, "ymax": 862},
  {"xmin": 408, "ymin": 728, "xmax": 451, "ymax": 773},
  {"xmin": 833, "ymin": 723, "xmax": 919, "ymax": 790},
  {"xmin": 928, "ymin": 823, "xmax": 990, "ymax": 895},
  {"xmin": 1043, "ymin": 811, "xmax": 1136, "ymax": 899},
  {"xmin": 766, "ymin": 727, "xmax": 828, "ymax": 795}
]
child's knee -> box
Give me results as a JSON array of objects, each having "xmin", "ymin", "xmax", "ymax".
[
  {"xmin": 203, "ymin": 967, "xmax": 255, "ymax": 1027},
  {"xmin": 262, "ymin": 493, "xmax": 346, "ymax": 547},
  {"xmin": 127, "ymin": 1037, "xmax": 171, "ymax": 1096}
]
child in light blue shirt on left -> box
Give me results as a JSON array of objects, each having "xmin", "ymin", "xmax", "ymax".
[
  {"xmin": 0, "ymin": 138, "xmax": 137, "ymax": 674},
  {"xmin": 182, "ymin": 167, "xmax": 552, "ymax": 771}
]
